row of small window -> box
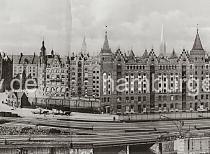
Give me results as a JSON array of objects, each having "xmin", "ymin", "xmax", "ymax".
[
  {"xmin": 126, "ymin": 65, "xmax": 145, "ymax": 70},
  {"xmin": 125, "ymin": 73, "xmax": 147, "ymax": 76},
  {"xmin": 194, "ymin": 57, "xmax": 204, "ymax": 61},
  {"xmin": 46, "ymin": 81, "xmax": 65, "ymax": 85},
  {"xmin": 124, "ymin": 73, "xmax": 179, "ymax": 77},
  {"xmin": 159, "ymin": 65, "xmax": 177, "ymax": 70},
  {"xmin": 126, "ymin": 90, "xmax": 147, "ymax": 94},
  {"xmin": 116, "ymin": 95, "xmax": 179, "ymax": 102},
  {"xmin": 28, "ymin": 69, "xmax": 36, "ymax": 73},
  {"xmin": 14, "ymin": 73, "xmax": 36, "ymax": 77},
  {"xmin": 93, "ymin": 90, "xmax": 99, "ymax": 93},
  {"xmin": 158, "ymin": 103, "xmax": 178, "ymax": 108},
  {"xmin": 44, "ymin": 87, "xmax": 66, "ymax": 92},
  {"xmin": 47, "ymin": 75, "xmax": 67, "ymax": 79},
  {"xmin": 93, "ymin": 76, "xmax": 100, "ymax": 79},
  {"xmin": 70, "ymin": 61, "xmax": 91, "ymax": 65},
  {"xmin": 47, "ymin": 64, "xmax": 68, "ymax": 68},
  {"xmin": 14, "ymin": 68, "xmax": 36, "ymax": 73},
  {"xmin": 190, "ymin": 71, "xmax": 209, "ymax": 75},
  {"xmin": 14, "ymin": 66, "xmax": 36, "ymax": 70},
  {"xmin": 93, "ymin": 71, "xmax": 100, "ymax": 74},
  {"xmin": 46, "ymin": 69, "xmax": 67, "ymax": 73},
  {"xmin": 93, "ymin": 85, "xmax": 100, "ymax": 89},
  {"xmin": 71, "ymin": 68, "xmax": 99, "ymax": 74},
  {"xmin": 126, "ymin": 96, "xmax": 147, "ymax": 101},
  {"xmin": 71, "ymin": 80, "xmax": 99, "ymax": 84},
  {"xmin": 190, "ymin": 64, "xmax": 209, "ymax": 69},
  {"xmin": 195, "ymin": 94, "xmax": 209, "ymax": 100},
  {"xmin": 189, "ymin": 76, "xmax": 210, "ymax": 80},
  {"xmin": 102, "ymin": 97, "xmax": 110, "ymax": 102},
  {"xmin": 71, "ymin": 92, "xmax": 99, "ymax": 96},
  {"xmin": 158, "ymin": 95, "xmax": 179, "ymax": 101}
]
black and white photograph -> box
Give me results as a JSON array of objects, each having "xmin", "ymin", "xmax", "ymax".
[{"xmin": 1, "ymin": 0, "xmax": 210, "ymax": 153}]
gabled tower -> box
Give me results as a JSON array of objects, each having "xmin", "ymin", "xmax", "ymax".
[
  {"xmin": 100, "ymin": 30, "xmax": 113, "ymax": 112},
  {"xmin": 100, "ymin": 31, "xmax": 112, "ymax": 62}
]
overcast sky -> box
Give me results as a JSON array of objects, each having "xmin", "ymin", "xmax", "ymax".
[{"xmin": 0, "ymin": 0, "xmax": 210, "ymax": 56}]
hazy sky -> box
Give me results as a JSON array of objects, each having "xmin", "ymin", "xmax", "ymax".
[{"xmin": 0, "ymin": 0, "xmax": 210, "ymax": 56}]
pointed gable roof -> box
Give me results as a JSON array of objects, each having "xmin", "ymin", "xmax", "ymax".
[
  {"xmin": 142, "ymin": 49, "xmax": 149, "ymax": 58},
  {"xmin": 127, "ymin": 49, "xmax": 136, "ymax": 62},
  {"xmin": 190, "ymin": 26, "xmax": 205, "ymax": 56},
  {"xmin": 192, "ymin": 28, "xmax": 203, "ymax": 50},
  {"xmin": 129, "ymin": 50, "xmax": 135, "ymax": 58}
]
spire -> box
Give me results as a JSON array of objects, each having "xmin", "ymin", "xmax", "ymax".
[
  {"xmin": 41, "ymin": 40, "xmax": 46, "ymax": 53},
  {"xmin": 103, "ymin": 31, "xmax": 110, "ymax": 50},
  {"xmin": 159, "ymin": 24, "xmax": 166, "ymax": 56},
  {"xmin": 169, "ymin": 49, "xmax": 178, "ymax": 59},
  {"xmin": 40, "ymin": 40, "xmax": 47, "ymax": 64},
  {"xmin": 81, "ymin": 36, "xmax": 87, "ymax": 54},
  {"xmin": 192, "ymin": 25, "xmax": 203, "ymax": 50},
  {"xmin": 100, "ymin": 26, "xmax": 112, "ymax": 54}
]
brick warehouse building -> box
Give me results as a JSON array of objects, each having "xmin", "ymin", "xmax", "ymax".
[
  {"xmin": 6, "ymin": 27, "xmax": 210, "ymax": 114},
  {"xmin": 100, "ymin": 28, "xmax": 210, "ymax": 114}
]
